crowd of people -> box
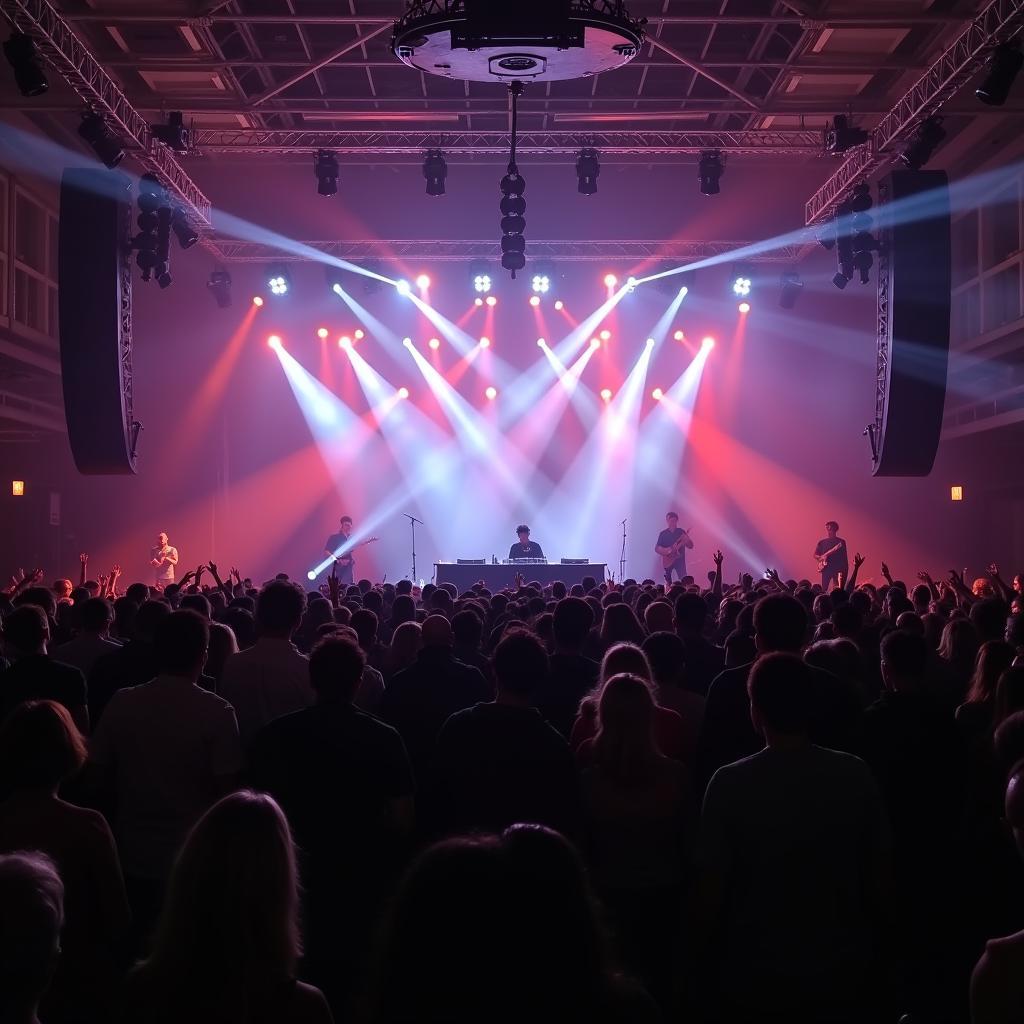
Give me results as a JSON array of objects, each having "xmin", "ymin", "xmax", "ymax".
[{"xmin": 1, "ymin": 554, "xmax": 1024, "ymax": 1023}]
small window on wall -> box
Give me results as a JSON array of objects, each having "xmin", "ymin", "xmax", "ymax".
[
  {"xmin": 13, "ymin": 267, "xmax": 45, "ymax": 333},
  {"xmin": 952, "ymin": 283, "xmax": 980, "ymax": 343},
  {"xmin": 952, "ymin": 209, "xmax": 979, "ymax": 287},
  {"xmin": 14, "ymin": 190, "xmax": 45, "ymax": 273},
  {"xmin": 983, "ymin": 263, "xmax": 1021, "ymax": 331},
  {"xmin": 982, "ymin": 179, "xmax": 1021, "ymax": 271}
]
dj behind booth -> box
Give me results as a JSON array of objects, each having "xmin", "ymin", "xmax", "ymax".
[{"xmin": 434, "ymin": 557, "xmax": 608, "ymax": 592}]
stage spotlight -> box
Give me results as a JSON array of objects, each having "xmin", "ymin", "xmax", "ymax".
[
  {"xmin": 470, "ymin": 260, "xmax": 492, "ymax": 294},
  {"xmin": 206, "ymin": 270, "xmax": 232, "ymax": 309},
  {"xmin": 485, "ymin": 386, "xmax": 497, "ymax": 400},
  {"xmin": 554, "ymin": 300, "xmax": 564, "ymax": 310},
  {"xmin": 645, "ymin": 337, "xmax": 655, "ymax": 348},
  {"xmin": 600, "ymin": 388, "xmax": 613, "ymax": 402},
  {"xmin": 416, "ymin": 274, "xmax": 431, "ymax": 290},
  {"xmin": 600, "ymin": 330, "xmax": 611, "ymax": 341},
  {"xmin": 480, "ymin": 336, "xmax": 491, "ymax": 348},
  {"xmin": 977, "ymin": 42, "xmax": 1023, "ymax": 106},
  {"xmin": 354, "ymin": 329, "xmax": 364, "ymax": 339},
  {"xmin": 652, "ymin": 388, "xmax": 663, "ymax": 401},
  {"xmin": 673, "ymin": 329, "xmax": 684, "ymax": 341},
  {"xmin": 252, "ymin": 296, "xmax": 264, "ymax": 307},
  {"xmin": 268, "ymin": 335, "xmax": 282, "ymax": 349},
  {"xmin": 317, "ymin": 327, "xmax": 329, "ymax": 339},
  {"xmin": 307, "ymin": 571, "xmax": 317, "ymax": 581},
  {"xmin": 396, "ymin": 279, "xmax": 411, "ymax": 296},
  {"xmin": 475, "ymin": 297, "xmax": 484, "ymax": 306},
  {"xmin": 485, "ymin": 295, "xmax": 497, "ymax": 307},
  {"xmin": 268, "ymin": 267, "xmax": 290, "ymax": 296},
  {"xmin": 339, "ymin": 336, "xmax": 352, "ymax": 349},
  {"xmin": 731, "ymin": 266, "xmax": 753, "ymax": 298},
  {"xmin": 603, "ymin": 273, "xmax": 618, "ymax": 288},
  {"xmin": 698, "ymin": 150, "xmax": 724, "ymax": 196},
  {"xmin": 151, "ymin": 111, "xmax": 190, "ymax": 153},
  {"xmin": 679, "ymin": 285, "xmax": 689, "ymax": 297},
  {"xmin": 627, "ymin": 276, "xmax": 637, "ymax": 292},
  {"xmin": 779, "ymin": 270, "xmax": 803, "ymax": 309},
  {"xmin": 825, "ymin": 114, "xmax": 868, "ymax": 154},
  {"xmin": 531, "ymin": 274, "xmax": 550, "ymax": 294},
  {"xmin": 78, "ymin": 112, "xmax": 124, "ymax": 168},
  {"xmin": 900, "ymin": 116, "xmax": 946, "ymax": 170},
  {"xmin": 428, "ymin": 337, "xmax": 440, "ymax": 350},
  {"xmin": 402, "ymin": 337, "xmax": 413, "ymax": 348},
  {"xmin": 397, "ymin": 387, "xmax": 409, "ymax": 399},
  {"xmin": 312, "ymin": 149, "xmax": 339, "ymax": 196},
  {"xmin": 423, "ymin": 149, "xmax": 447, "ymax": 196},
  {"xmin": 738, "ymin": 301, "xmax": 750, "ymax": 314},
  {"xmin": 171, "ymin": 208, "xmax": 199, "ymax": 249},
  {"xmin": 536, "ymin": 338, "xmax": 545, "ymax": 347},
  {"xmin": 3, "ymin": 33, "xmax": 48, "ymax": 97},
  {"xmin": 590, "ymin": 338, "xmax": 601, "ymax": 349},
  {"xmin": 701, "ymin": 336, "xmax": 715, "ymax": 350},
  {"xmin": 529, "ymin": 295, "xmax": 541, "ymax": 307},
  {"xmin": 576, "ymin": 146, "xmax": 600, "ymax": 195}
]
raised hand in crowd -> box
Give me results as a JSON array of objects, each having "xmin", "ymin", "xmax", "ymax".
[
  {"xmin": 880, "ymin": 560, "xmax": 893, "ymax": 584},
  {"xmin": 79, "ymin": 551, "xmax": 88, "ymax": 585}
]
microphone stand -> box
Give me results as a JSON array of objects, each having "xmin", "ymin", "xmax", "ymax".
[
  {"xmin": 619, "ymin": 518, "xmax": 627, "ymax": 582},
  {"xmin": 402, "ymin": 513, "xmax": 423, "ymax": 582}
]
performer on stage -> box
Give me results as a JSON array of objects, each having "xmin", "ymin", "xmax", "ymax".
[
  {"xmin": 149, "ymin": 532, "xmax": 179, "ymax": 590},
  {"xmin": 509, "ymin": 525, "xmax": 544, "ymax": 561},
  {"xmin": 655, "ymin": 512, "xmax": 693, "ymax": 585},
  {"xmin": 813, "ymin": 520, "xmax": 849, "ymax": 591},
  {"xmin": 324, "ymin": 515, "xmax": 356, "ymax": 585}
]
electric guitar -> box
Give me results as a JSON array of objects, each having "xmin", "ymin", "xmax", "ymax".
[
  {"xmin": 658, "ymin": 530, "xmax": 692, "ymax": 569},
  {"xmin": 815, "ymin": 543, "xmax": 843, "ymax": 572},
  {"xmin": 330, "ymin": 536, "xmax": 379, "ymax": 566}
]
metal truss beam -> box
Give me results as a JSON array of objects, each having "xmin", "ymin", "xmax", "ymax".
[
  {"xmin": 64, "ymin": 12, "xmax": 967, "ymax": 27},
  {"xmin": 210, "ymin": 238, "xmax": 800, "ymax": 263},
  {"xmin": 0, "ymin": 0, "xmax": 213, "ymax": 227},
  {"xmin": 192, "ymin": 128, "xmax": 823, "ymax": 156},
  {"xmin": 805, "ymin": 0, "xmax": 1024, "ymax": 225}
]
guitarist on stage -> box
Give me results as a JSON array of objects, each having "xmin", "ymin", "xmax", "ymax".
[
  {"xmin": 323, "ymin": 514, "xmax": 359, "ymax": 585},
  {"xmin": 813, "ymin": 520, "xmax": 849, "ymax": 591},
  {"xmin": 655, "ymin": 512, "xmax": 694, "ymax": 585}
]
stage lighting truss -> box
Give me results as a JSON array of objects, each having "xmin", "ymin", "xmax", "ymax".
[{"xmin": 268, "ymin": 264, "xmax": 292, "ymax": 296}]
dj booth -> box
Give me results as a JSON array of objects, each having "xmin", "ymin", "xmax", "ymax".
[{"xmin": 434, "ymin": 562, "xmax": 608, "ymax": 592}]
